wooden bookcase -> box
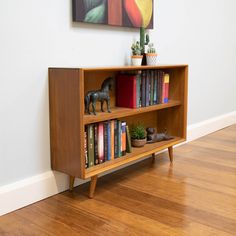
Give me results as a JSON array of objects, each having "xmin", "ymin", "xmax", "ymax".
[{"xmin": 49, "ymin": 65, "xmax": 188, "ymax": 197}]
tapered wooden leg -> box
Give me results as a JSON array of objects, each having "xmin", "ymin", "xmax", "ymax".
[
  {"xmin": 168, "ymin": 146, "xmax": 173, "ymax": 163},
  {"xmin": 89, "ymin": 175, "xmax": 98, "ymax": 198},
  {"xmin": 151, "ymin": 153, "xmax": 156, "ymax": 164},
  {"xmin": 69, "ymin": 176, "xmax": 75, "ymax": 191}
]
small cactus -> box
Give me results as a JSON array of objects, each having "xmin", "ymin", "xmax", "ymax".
[
  {"xmin": 131, "ymin": 41, "xmax": 142, "ymax": 56},
  {"xmin": 147, "ymin": 43, "xmax": 156, "ymax": 54}
]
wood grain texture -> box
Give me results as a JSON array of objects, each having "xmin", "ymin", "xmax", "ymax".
[
  {"xmin": 49, "ymin": 68, "xmax": 84, "ymax": 178},
  {"xmin": 1, "ymin": 125, "xmax": 236, "ymax": 235}
]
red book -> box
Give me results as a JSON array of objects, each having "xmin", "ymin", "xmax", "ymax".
[
  {"xmin": 116, "ymin": 75, "xmax": 137, "ymax": 108},
  {"xmin": 98, "ymin": 123, "xmax": 104, "ymax": 164}
]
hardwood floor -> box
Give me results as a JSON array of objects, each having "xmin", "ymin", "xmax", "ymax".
[{"xmin": 1, "ymin": 125, "xmax": 236, "ymax": 235}]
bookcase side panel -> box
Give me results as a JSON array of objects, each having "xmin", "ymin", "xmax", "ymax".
[{"xmin": 49, "ymin": 68, "xmax": 84, "ymax": 178}]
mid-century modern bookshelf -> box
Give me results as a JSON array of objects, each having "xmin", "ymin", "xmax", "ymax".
[{"xmin": 49, "ymin": 65, "xmax": 188, "ymax": 198}]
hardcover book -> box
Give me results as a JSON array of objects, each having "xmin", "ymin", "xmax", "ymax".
[
  {"xmin": 126, "ymin": 125, "xmax": 132, "ymax": 153},
  {"xmin": 121, "ymin": 121, "xmax": 126, "ymax": 156},
  {"xmin": 107, "ymin": 121, "xmax": 111, "ymax": 161},
  {"xmin": 136, "ymin": 74, "xmax": 141, "ymax": 108},
  {"xmin": 114, "ymin": 120, "xmax": 118, "ymax": 158},
  {"xmin": 94, "ymin": 124, "xmax": 99, "ymax": 165},
  {"xmin": 110, "ymin": 120, "xmax": 115, "ymax": 160},
  {"xmin": 84, "ymin": 131, "xmax": 89, "ymax": 168},
  {"xmin": 150, "ymin": 70, "xmax": 154, "ymax": 106},
  {"xmin": 98, "ymin": 122, "xmax": 104, "ymax": 163},
  {"xmin": 116, "ymin": 74, "xmax": 137, "ymax": 108},
  {"xmin": 163, "ymin": 74, "xmax": 170, "ymax": 103},
  {"xmin": 87, "ymin": 124, "xmax": 94, "ymax": 167},
  {"xmin": 141, "ymin": 71, "xmax": 146, "ymax": 107},
  {"xmin": 104, "ymin": 121, "xmax": 108, "ymax": 161},
  {"xmin": 117, "ymin": 120, "xmax": 122, "ymax": 157},
  {"xmin": 145, "ymin": 70, "xmax": 150, "ymax": 107}
]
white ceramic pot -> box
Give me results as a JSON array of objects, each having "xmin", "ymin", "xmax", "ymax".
[
  {"xmin": 146, "ymin": 53, "xmax": 158, "ymax": 66},
  {"xmin": 131, "ymin": 55, "xmax": 143, "ymax": 66}
]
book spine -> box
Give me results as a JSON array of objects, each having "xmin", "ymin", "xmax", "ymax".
[
  {"xmin": 121, "ymin": 121, "xmax": 126, "ymax": 156},
  {"xmin": 145, "ymin": 70, "xmax": 150, "ymax": 107},
  {"xmin": 141, "ymin": 71, "xmax": 146, "ymax": 107},
  {"xmin": 117, "ymin": 120, "xmax": 122, "ymax": 157},
  {"xmin": 164, "ymin": 73, "xmax": 170, "ymax": 103},
  {"xmin": 161, "ymin": 72, "xmax": 165, "ymax": 103},
  {"xmin": 153, "ymin": 70, "xmax": 157, "ymax": 105},
  {"xmin": 84, "ymin": 131, "xmax": 89, "ymax": 168},
  {"xmin": 136, "ymin": 74, "xmax": 141, "ymax": 108},
  {"xmin": 150, "ymin": 70, "xmax": 154, "ymax": 106},
  {"xmin": 158, "ymin": 71, "xmax": 164, "ymax": 104},
  {"xmin": 114, "ymin": 120, "xmax": 118, "ymax": 158},
  {"xmin": 104, "ymin": 121, "xmax": 108, "ymax": 161},
  {"xmin": 107, "ymin": 121, "xmax": 111, "ymax": 161},
  {"xmin": 94, "ymin": 124, "xmax": 99, "ymax": 165},
  {"xmin": 87, "ymin": 124, "xmax": 94, "ymax": 167},
  {"xmin": 157, "ymin": 70, "xmax": 160, "ymax": 104},
  {"xmin": 110, "ymin": 120, "xmax": 115, "ymax": 160},
  {"xmin": 125, "ymin": 125, "xmax": 132, "ymax": 153},
  {"xmin": 98, "ymin": 122, "xmax": 104, "ymax": 164}
]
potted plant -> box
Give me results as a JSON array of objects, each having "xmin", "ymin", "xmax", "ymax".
[
  {"xmin": 146, "ymin": 43, "xmax": 158, "ymax": 66},
  {"xmin": 131, "ymin": 124, "xmax": 147, "ymax": 147},
  {"xmin": 131, "ymin": 41, "xmax": 143, "ymax": 66}
]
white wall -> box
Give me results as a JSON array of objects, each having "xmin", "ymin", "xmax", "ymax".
[{"xmin": 0, "ymin": 0, "xmax": 236, "ymax": 187}]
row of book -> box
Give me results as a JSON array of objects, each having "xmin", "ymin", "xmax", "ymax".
[
  {"xmin": 116, "ymin": 70, "xmax": 170, "ymax": 108},
  {"xmin": 85, "ymin": 120, "xmax": 131, "ymax": 168}
]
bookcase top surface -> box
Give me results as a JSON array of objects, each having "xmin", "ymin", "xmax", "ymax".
[{"xmin": 49, "ymin": 64, "xmax": 188, "ymax": 71}]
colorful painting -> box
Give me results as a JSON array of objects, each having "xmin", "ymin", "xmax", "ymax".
[{"xmin": 72, "ymin": 0, "xmax": 153, "ymax": 29}]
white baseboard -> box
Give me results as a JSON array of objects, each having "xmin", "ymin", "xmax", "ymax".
[
  {"xmin": 187, "ymin": 111, "xmax": 236, "ymax": 142},
  {"xmin": 1, "ymin": 111, "xmax": 235, "ymax": 216}
]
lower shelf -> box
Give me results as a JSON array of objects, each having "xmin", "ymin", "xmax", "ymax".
[{"xmin": 84, "ymin": 136, "xmax": 185, "ymax": 179}]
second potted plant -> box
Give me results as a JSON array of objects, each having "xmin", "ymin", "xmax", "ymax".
[
  {"xmin": 131, "ymin": 41, "xmax": 143, "ymax": 66},
  {"xmin": 146, "ymin": 43, "xmax": 158, "ymax": 66},
  {"xmin": 131, "ymin": 124, "xmax": 147, "ymax": 147}
]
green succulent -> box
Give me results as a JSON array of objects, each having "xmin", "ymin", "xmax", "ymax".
[
  {"xmin": 131, "ymin": 41, "xmax": 142, "ymax": 56},
  {"xmin": 131, "ymin": 124, "xmax": 146, "ymax": 140}
]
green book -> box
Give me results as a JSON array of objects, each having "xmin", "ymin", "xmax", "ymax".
[
  {"xmin": 126, "ymin": 125, "xmax": 132, "ymax": 153},
  {"xmin": 87, "ymin": 124, "xmax": 94, "ymax": 167}
]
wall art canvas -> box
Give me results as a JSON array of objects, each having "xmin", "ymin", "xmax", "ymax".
[{"xmin": 72, "ymin": 0, "xmax": 153, "ymax": 29}]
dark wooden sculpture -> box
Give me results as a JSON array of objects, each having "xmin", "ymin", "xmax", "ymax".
[
  {"xmin": 85, "ymin": 77, "xmax": 113, "ymax": 115},
  {"xmin": 146, "ymin": 127, "xmax": 173, "ymax": 143}
]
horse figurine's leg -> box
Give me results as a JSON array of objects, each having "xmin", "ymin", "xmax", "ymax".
[
  {"xmin": 84, "ymin": 95, "xmax": 90, "ymax": 114},
  {"xmin": 92, "ymin": 101, "xmax": 97, "ymax": 115},
  {"xmin": 101, "ymin": 101, "xmax": 105, "ymax": 112},
  {"xmin": 88, "ymin": 102, "xmax": 92, "ymax": 115},
  {"xmin": 106, "ymin": 98, "xmax": 111, "ymax": 113}
]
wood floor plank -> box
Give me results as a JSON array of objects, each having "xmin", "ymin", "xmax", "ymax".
[{"xmin": 0, "ymin": 124, "xmax": 236, "ymax": 235}]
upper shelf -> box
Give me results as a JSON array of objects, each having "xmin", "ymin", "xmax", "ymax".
[
  {"xmin": 83, "ymin": 99, "xmax": 181, "ymax": 125},
  {"xmin": 82, "ymin": 65, "xmax": 188, "ymax": 72},
  {"xmin": 49, "ymin": 65, "xmax": 188, "ymax": 72}
]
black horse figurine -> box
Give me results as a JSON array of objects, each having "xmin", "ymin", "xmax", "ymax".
[{"xmin": 85, "ymin": 77, "xmax": 113, "ymax": 115}]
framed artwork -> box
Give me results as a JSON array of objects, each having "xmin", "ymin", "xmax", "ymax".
[{"xmin": 72, "ymin": 0, "xmax": 153, "ymax": 29}]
